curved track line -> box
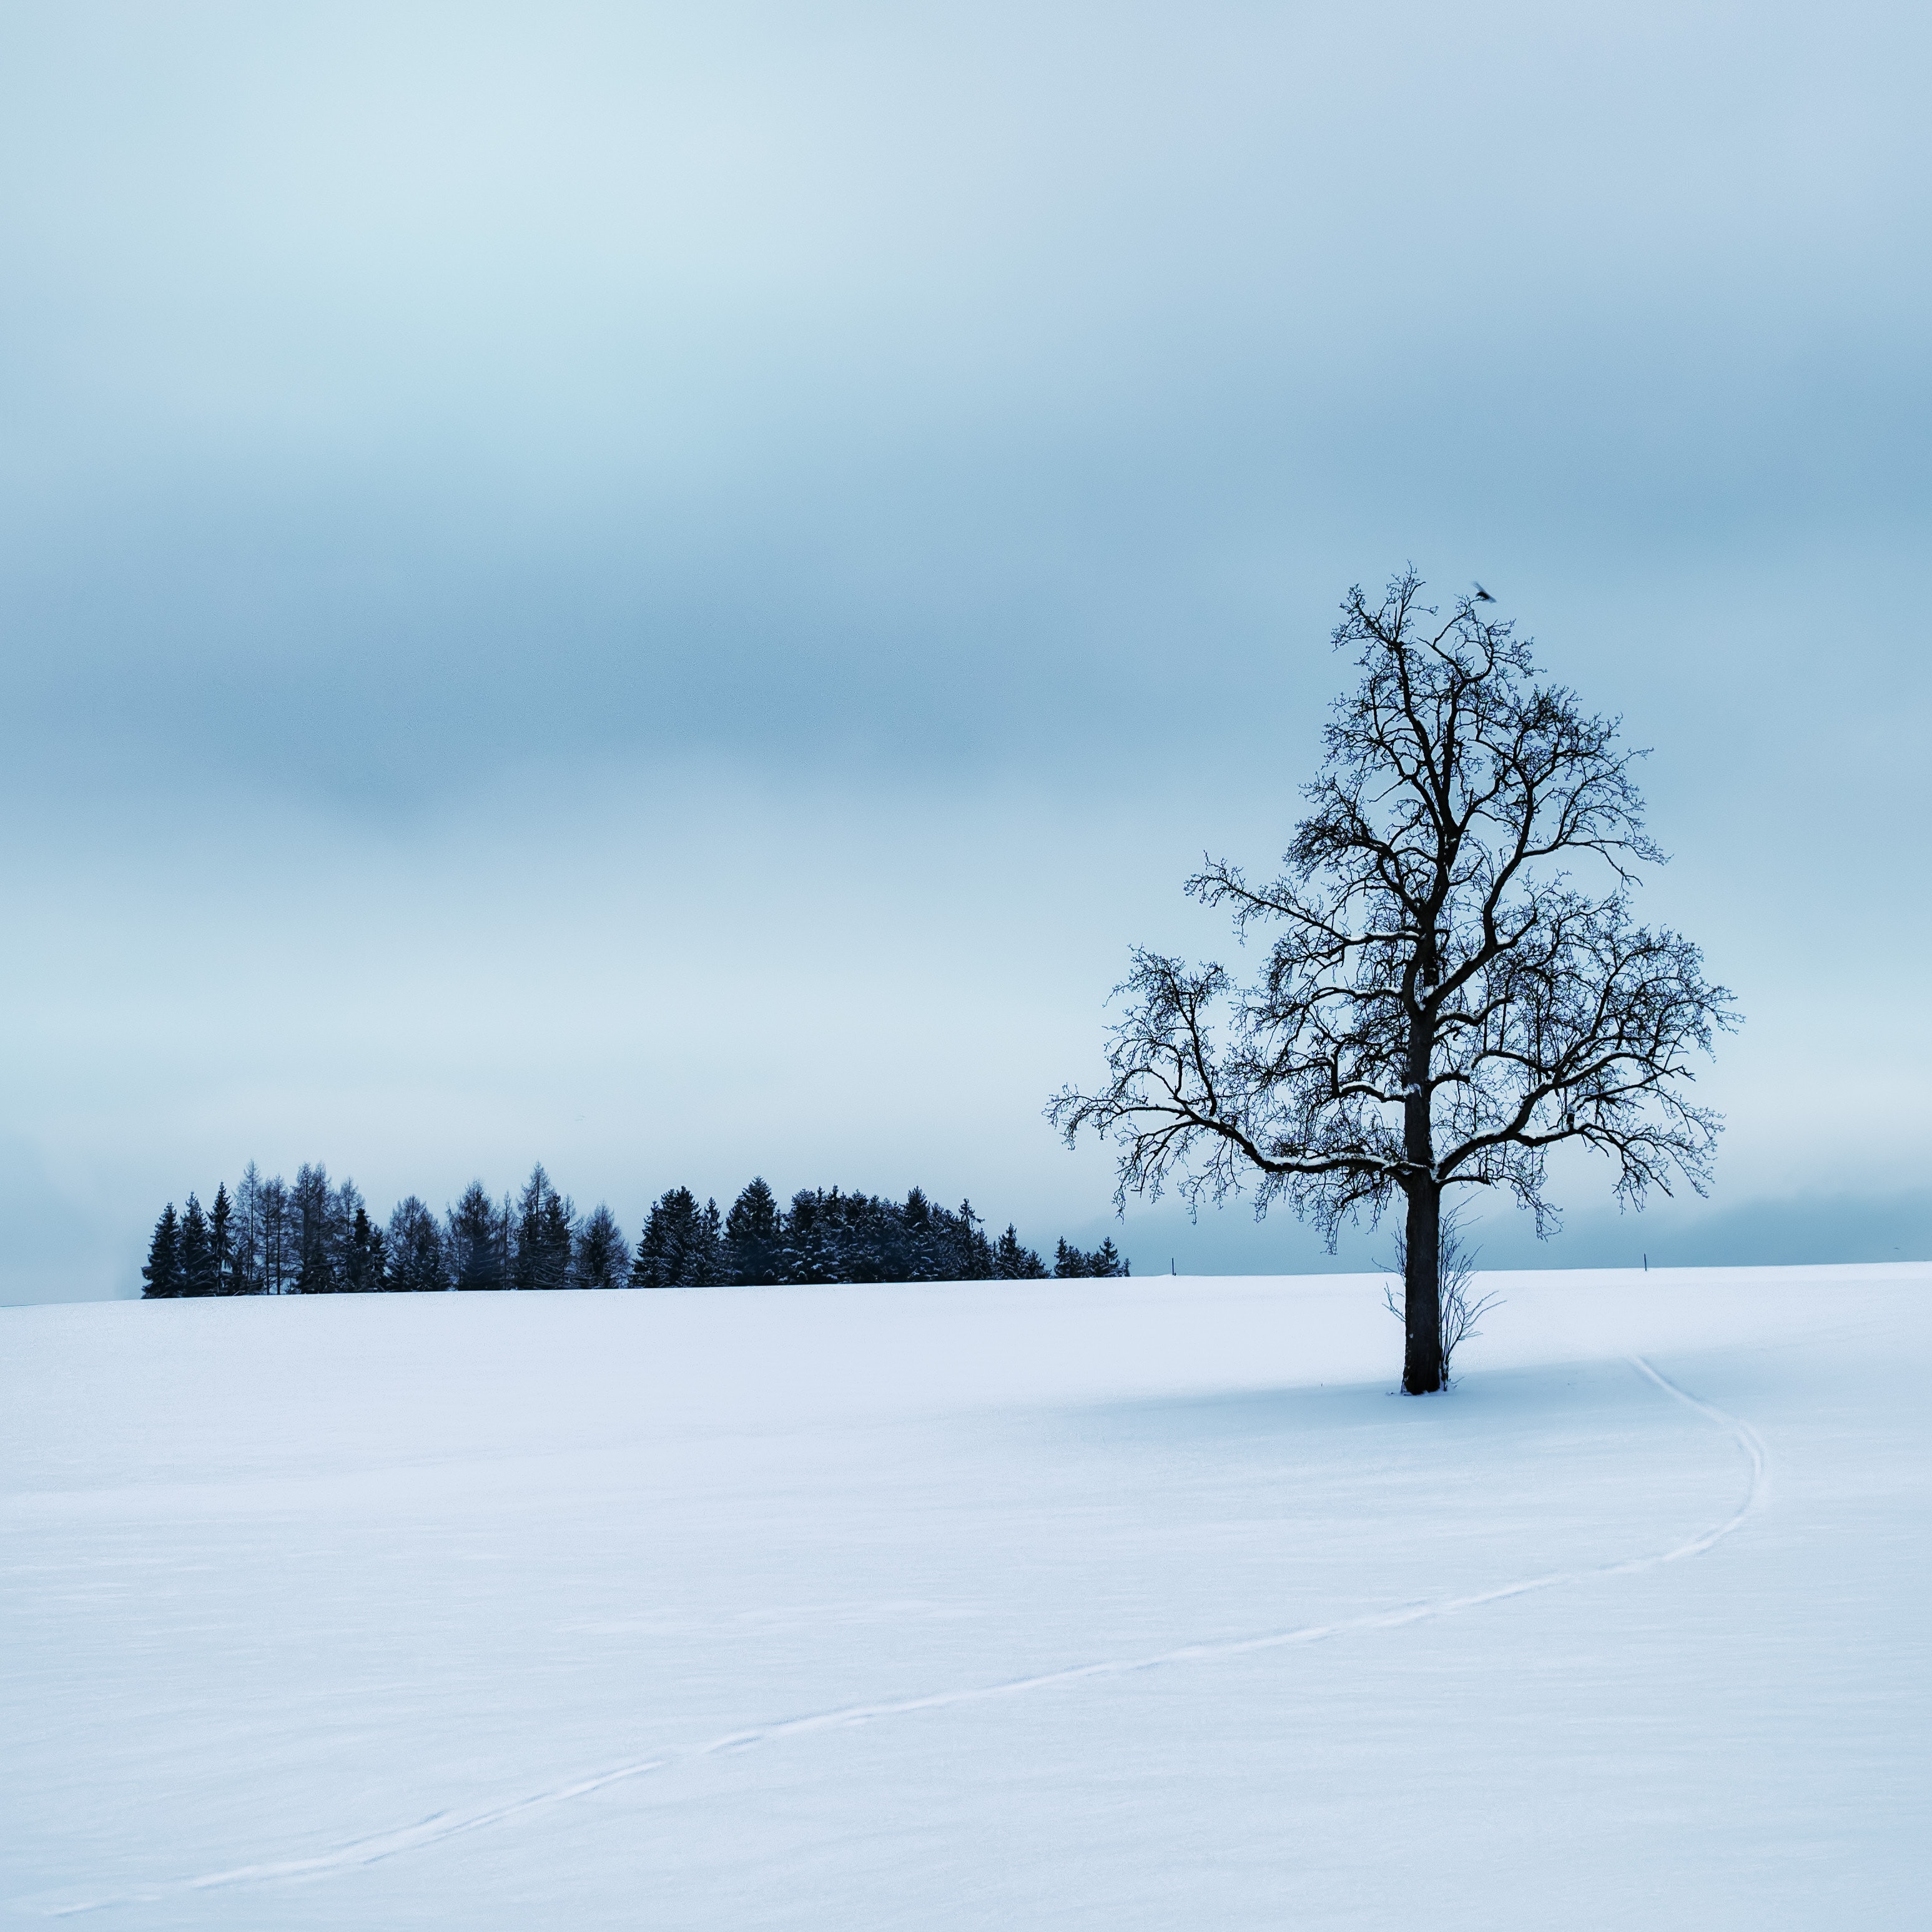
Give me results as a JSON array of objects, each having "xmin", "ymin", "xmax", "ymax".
[{"xmin": 29, "ymin": 1354, "xmax": 1767, "ymax": 1918}]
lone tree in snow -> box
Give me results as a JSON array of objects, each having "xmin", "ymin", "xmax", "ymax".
[{"xmin": 1048, "ymin": 570, "xmax": 1737, "ymax": 1394}]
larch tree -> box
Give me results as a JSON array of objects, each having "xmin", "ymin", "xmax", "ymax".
[{"xmin": 1049, "ymin": 571, "xmax": 1737, "ymax": 1393}]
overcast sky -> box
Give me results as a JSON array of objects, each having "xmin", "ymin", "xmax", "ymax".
[{"xmin": 2, "ymin": 1, "xmax": 1928, "ymax": 1301}]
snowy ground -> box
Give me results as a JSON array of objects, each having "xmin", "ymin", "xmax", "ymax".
[{"xmin": 2, "ymin": 1265, "xmax": 1927, "ymax": 1928}]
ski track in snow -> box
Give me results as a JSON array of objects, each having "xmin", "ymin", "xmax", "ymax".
[{"xmin": 24, "ymin": 1356, "xmax": 1769, "ymax": 1920}]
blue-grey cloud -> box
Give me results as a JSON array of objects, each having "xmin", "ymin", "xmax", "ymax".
[{"xmin": 1, "ymin": 1, "xmax": 1928, "ymax": 1299}]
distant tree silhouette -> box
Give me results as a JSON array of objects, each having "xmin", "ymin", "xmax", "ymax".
[
  {"xmin": 632, "ymin": 1187, "xmax": 722, "ymax": 1288},
  {"xmin": 724, "ymin": 1177, "xmax": 783, "ymax": 1284},
  {"xmin": 179, "ymin": 1193, "xmax": 217, "ymax": 1297},
  {"xmin": 142, "ymin": 1204, "xmax": 182, "ymax": 1298},
  {"xmin": 571, "ymin": 1205, "xmax": 629, "ymax": 1289},
  {"xmin": 143, "ymin": 1165, "xmax": 1062, "ymax": 1298},
  {"xmin": 386, "ymin": 1196, "xmax": 448, "ymax": 1292},
  {"xmin": 293, "ymin": 1164, "xmax": 337, "ymax": 1294},
  {"xmin": 342, "ymin": 1203, "xmax": 385, "ymax": 1291},
  {"xmin": 993, "ymin": 1223, "xmax": 1047, "ymax": 1278},
  {"xmin": 209, "ymin": 1183, "xmax": 235, "ymax": 1294},
  {"xmin": 447, "ymin": 1181, "xmax": 503, "ymax": 1291},
  {"xmin": 513, "ymin": 1165, "xmax": 576, "ymax": 1293}
]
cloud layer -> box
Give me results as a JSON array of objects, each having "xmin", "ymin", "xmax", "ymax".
[{"xmin": 2, "ymin": 1, "xmax": 1927, "ymax": 1296}]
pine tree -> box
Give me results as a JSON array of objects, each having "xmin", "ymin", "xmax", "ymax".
[
  {"xmin": 993, "ymin": 1224, "xmax": 1047, "ymax": 1279},
  {"xmin": 179, "ymin": 1193, "xmax": 217, "ymax": 1296},
  {"xmin": 571, "ymin": 1205, "xmax": 629, "ymax": 1289},
  {"xmin": 209, "ymin": 1182, "xmax": 235, "ymax": 1293},
  {"xmin": 696, "ymin": 1198, "xmax": 724, "ymax": 1284},
  {"xmin": 514, "ymin": 1165, "xmax": 576, "ymax": 1293},
  {"xmin": 951, "ymin": 1200, "xmax": 996, "ymax": 1280},
  {"xmin": 448, "ymin": 1181, "xmax": 503, "ymax": 1290},
  {"xmin": 387, "ymin": 1196, "xmax": 448, "ymax": 1291},
  {"xmin": 1090, "ymin": 1236, "xmax": 1126, "ymax": 1278},
  {"xmin": 330, "ymin": 1178, "xmax": 367, "ymax": 1289},
  {"xmin": 142, "ymin": 1204, "xmax": 183, "ymax": 1298},
  {"xmin": 537, "ymin": 1188, "xmax": 577, "ymax": 1291},
  {"xmin": 342, "ymin": 1204, "xmax": 383, "ymax": 1291},
  {"xmin": 631, "ymin": 1187, "xmax": 721, "ymax": 1287},
  {"xmin": 1053, "ymin": 1237, "xmax": 1085, "ymax": 1278},
  {"xmin": 724, "ymin": 1177, "xmax": 782, "ymax": 1284}
]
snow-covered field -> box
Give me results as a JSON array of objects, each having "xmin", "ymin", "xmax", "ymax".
[{"xmin": 3, "ymin": 1266, "xmax": 1926, "ymax": 1928}]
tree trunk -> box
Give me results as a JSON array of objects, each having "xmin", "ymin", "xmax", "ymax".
[
  {"xmin": 1402, "ymin": 1178, "xmax": 1444, "ymax": 1393},
  {"xmin": 1402, "ymin": 993, "xmax": 1444, "ymax": 1393}
]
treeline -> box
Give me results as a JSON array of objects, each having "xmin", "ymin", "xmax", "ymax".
[{"xmin": 139, "ymin": 1163, "xmax": 1129, "ymax": 1297}]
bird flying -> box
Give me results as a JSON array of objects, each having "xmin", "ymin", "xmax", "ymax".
[{"xmin": 1472, "ymin": 581, "xmax": 1496, "ymax": 602}]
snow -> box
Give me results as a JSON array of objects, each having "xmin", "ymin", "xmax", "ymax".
[{"xmin": 2, "ymin": 1265, "xmax": 1927, "ymax": 1928}]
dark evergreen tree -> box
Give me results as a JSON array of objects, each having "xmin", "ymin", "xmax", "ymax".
[
  {"xmin": 209, "ymin": 1182, "xmax": 235, "ymax": 1293},
  {"xmin": 179, "ymin": 1193, "xmax": 217, "ymax": 1296},
  {"xmin": 342, "ymin": 1205, "xmax": 385, "ymax": 1291},
  {"xmin": 571, "ymin": 1204, "xmax": 629, "ymax": 1289},
  {"xmin": 293, "ymin": 1163, "xmax": 337, "ymax": 1293},
  {"xmin": 631, "ymin": 1187, "xmax": 722, "ymax": 1287},
  {"xmin": 330, "ymin": 1178, "xmax": 367, "ymax": 1288},
  {"xmin": 946, "ymin": 1200, "xmax": 997, "ymax": 1280},
  {"xmin": 724, "ymin": 1177, "xmax": 782, "ymax": 1284},
  {"xmin": 513, "ymin": 1165, "xmax": 576, "ymax": 1293},
  {"xmin": 447, "ymin": 1181, "xmax": 503, "ymax": 1290},
  {"xmin": 993, "ymin": 1223, "xmax": 1047, "ymax": 1278},
  {"xmin": 1051, "ymin": 1236, "xmax": 1128, "ymax": 1277},
  {"xmin": 386, "ymin": 1196, "xmax": 448, "ymax": 1291},
  {"xmin": 538, "ymin": 1188, "xmax": 576, "ymax": 1290},
  {"xmin": 142, "ymin": 1203, "xmax": 183, "ymax": 1298}
]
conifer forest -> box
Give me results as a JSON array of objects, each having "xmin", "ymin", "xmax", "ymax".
[{"xmin": 138, "ymin": 1163, "xmax": 1128, "ymax": 1297}]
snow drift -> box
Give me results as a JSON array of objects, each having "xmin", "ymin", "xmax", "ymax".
[{"xmin": 2, "ymin": 1264, "xmax": 1926, "ymax": 1928}]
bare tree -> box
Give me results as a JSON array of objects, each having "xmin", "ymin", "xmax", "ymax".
[{"xmin": 1048, "ymin": 569, "xmax": 1737, "ymax": 1393}]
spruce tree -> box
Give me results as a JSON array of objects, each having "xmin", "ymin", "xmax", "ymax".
[
  {"xmin": 993, "ymin": 1224, "xmax": 1047, "ymax": 1279},
  {"xmin": 572, "ymin": 1205, "xmax": 629, "ymax": 1289},
  {"xmin": 724, "ymin": 1178, "xmax": 782, "ymax": 1284},
  {"xmin": 209, "ymin": 1182, "xmax": 235, "ymax": 1293},
  {"xmin": 951, "ymin": 1200, "xmax": 996, "ymax": 1280},
  {"xmin": 448, "ymin": 1181, "xmax": 503, "ymax": 1290},
  {"xmin": 537, "ymin": 1188, "xmax": 577, "ymax": 1291},
  {"xmin": 142, "ymin": 1204, "xmax": 183, "ymax": 1298},
  {"xmin": 342, "ymin": 1205, "xmax": 383, "ymax": 1291},
  {"xmin": 179, "ymin": 1193, "xmax": 217, "ymax": 1296},
  {"xmin": 514, "ymin": 1165, "xmax": 576, "ymax": 1292},
  {"xmin": 631, "ymin": 1187, "xmax": 722, "ymax": 1287}
]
